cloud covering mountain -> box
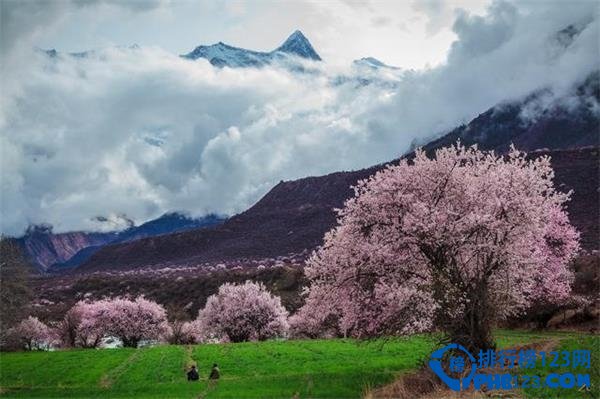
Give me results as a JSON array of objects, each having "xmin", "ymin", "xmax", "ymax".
[{"xmin": 0, "ymin": 0, "xmax": 598, "ymax": 235}]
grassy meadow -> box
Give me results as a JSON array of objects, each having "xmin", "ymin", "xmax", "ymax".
[
  {"xmin": 0, "ymin": 330, "xmax": 595, "ymax": 398},
  {"xmin": 522, "ymin": 334, "xmax": 599, "ymax": 399}
]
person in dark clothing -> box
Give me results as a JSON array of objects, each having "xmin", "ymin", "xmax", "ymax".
[
  {"xmin": 209, "ymin": 363, "xmax": 220, "ymax": 380},
  {"xmin": 187, "ymin": 365, "xmax": 199, "ymax": 381}
]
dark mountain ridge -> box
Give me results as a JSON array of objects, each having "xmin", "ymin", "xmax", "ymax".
[
  {"xmin": 74, "ymin": 146, "xmax": 600, "ymax": 273},
  {"xmin": 76, "ymin": 168, "xmax": 377, "ymax": 272},
  {"xmin": 419, "ymin": 72, "xmax": 599, "ymax": 155}
]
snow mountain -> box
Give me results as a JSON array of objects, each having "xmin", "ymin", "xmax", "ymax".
[
  {"xmin": 352, "ymin": 57, "xmax": 399, "ymax": 70},
  {"xmin": 274, "ymin": 30, "xmax": 321, "ymax": 60},
  {"xmin": 182, "ymin": 30, "xmax": 321, "ymax": 68},
  {"xmin": 42, "ymin": 44, "xmax": 141, "ymax": 59}
]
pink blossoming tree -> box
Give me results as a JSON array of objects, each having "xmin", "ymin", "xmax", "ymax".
[
  {"xmin": 198, "ymin": 281, "xmax": 289, "ymax": 342},
  {"xmin": 81, "ymin": 297, "xmax": 171, "ymax": 348},
  {"xmin": 168, "ymin": 320, "xmax": 205, "ymax": 345},
  {"xmin": 10, "ymin": 316, "xmax": 51, "ymax": 350},
  {"xmin": 58, "ymin": 301, "xmax": 105, "ymax": 348},
  {"xmin": 303, "ymin": 143, "xmax": 579, "ymax": 351},
  {"xmin": 288, "ymin": 286, "xmax": 342, "ymax": 339}
]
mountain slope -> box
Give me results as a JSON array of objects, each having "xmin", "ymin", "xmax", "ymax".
[
  {"xmin": 77, "ymin": 168, "xmax": 377, "ymax": 272},
  {"xmin": 419, "ymin": 72, "xmax": 599, "ymax": 154},
  {"xmin": 20, "ymin": 213, "xmax": 225, "ymax": 272},
  {"xmin": 76, "ymin": 146, "xmax": 599, "ymax": 273},
  {"xmin": 182, "ymin": 30, "xmax": 321, "ymax": 68},
  {"xmin": 17, "ymin": 226, "xmax": 116, "ymax": 272},
  {"xmin": 114, "ymin": 212, "xmax": 224, "ymax": 244}
]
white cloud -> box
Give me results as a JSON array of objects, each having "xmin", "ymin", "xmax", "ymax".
[{"xmin": 0, "ymin": 0, "xmax": 598, "ymax": 235}]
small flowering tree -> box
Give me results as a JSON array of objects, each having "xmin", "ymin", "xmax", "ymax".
[
  {"xmin": 10, "ymin": 316, "xmax": 51, "ymax": 350},
  {"xmin": 303, "ymin": 143, "xmax": 579, "ymax": 351},
  {"xmin": 168, "ymin": 320, "xmax": 204, "ymax": 345},
  {"xmin": 198, "ymin": 281, "xmax": 289, "ymax": 342},
  {"xmin": 81, "ymin": 297, "xmax": 171, "ymax": 348},
  {"xmin": 104, "ymin": 297, "xmax": 170, "ymax": 347},
  {"xmin": 58, "ymin": 301, "xmax": 105, "ymax": 348}
]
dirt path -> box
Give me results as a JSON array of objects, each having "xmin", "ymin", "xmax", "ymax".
[
  {"xmin": 182, "ymin": 345, "xmax": 219, "ymax": 399},
  {"xmin": 99, "ymin": 350, "xmax": 142, "ymax": 389},
  {"xmin": 366, "ymin": 339, "xmax": 561, "ymax": 399},
  {"xmin": 184, "ymin": 345, "xmax": 196, "ymax": 368}
]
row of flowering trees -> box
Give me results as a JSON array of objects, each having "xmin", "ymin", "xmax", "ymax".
[
  {"xmin": 7, "ymin": 144, "xmax": 580, "ymax": 353},
  {"xmin": 8, "ymin": 281, "xmax": 295, "ymax": 350}
]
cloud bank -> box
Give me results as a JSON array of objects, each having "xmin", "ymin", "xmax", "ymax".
[{"xmin": 0, "ymin": 0, "xmax": 598, "ymax": 235}]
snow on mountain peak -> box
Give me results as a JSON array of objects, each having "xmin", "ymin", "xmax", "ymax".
[
  {"xmin": 353, "ymin": 57, "xmax": 399, "ymax": 70},
  {"xmin": 182, "ymin": 30, "xmax": 322, "ymax": 68},
  {"xmin": 275, "ymin": 30, "xmax": 321, "ymax": 61}
]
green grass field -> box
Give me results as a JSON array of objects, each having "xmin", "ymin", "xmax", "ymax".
[
  {"xmin": 521, "ymin": 334, "xmax": 599, "ymax": 399},
  {"xmin": 0, "ymin": 331, "xmax": 595, "ymax": 398}
]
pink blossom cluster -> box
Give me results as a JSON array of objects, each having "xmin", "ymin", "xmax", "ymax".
[
  {"xmin": 300, "ymin": 143, "xmax": 580, "ymax": 345},
  {"xmin": 288, "ymin": 286, "xmax": 341, "ymax": 339},
  {"xmin": 167, "ymin": 319, "xmax": 205, "ymax": 345},
  {"xmin": 9, "ymin": 316, "xmax": 52, "ymax": 350},
  {"xmin": 61, "ymin": 296, "xmax": 171, "ymax": 348},
  {"xmin": 67, "ymin": 255, "xmax": 304, "ymax": 282},
  {"xmin": 197, "ymin": 281, "xmax": 289, "ymax": 342},
  {"xmin": 58, "ymin": 301, "xmax": 106, "ymax": 348}
]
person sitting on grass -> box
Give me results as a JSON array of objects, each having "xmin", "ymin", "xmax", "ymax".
[
  {"xmin": 187, "ymin": 365, "xmax": 199, "ymax": 381},
  {"xmin": 209, "ymin": 363, "xmax": 220, "ymax": 380}
]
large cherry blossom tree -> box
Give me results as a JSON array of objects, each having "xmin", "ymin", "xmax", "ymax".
[
  {"xmin": 288, "ymin": 285, "xmax": 342, "ymax": 339},
  {"xmin": 303, "ymin": 143, "xmax": 579, "ymax": 351},
  {"xmin": 198, "ymin": 281, "xmax": 289, "ymax": 342}
]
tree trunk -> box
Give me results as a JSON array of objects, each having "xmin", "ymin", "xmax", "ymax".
[
  {"xmin": 122, "ymin": 337, "xmax": 139, "ymax": 348},
  {"xmin": 448, "ymin": 282, "xmax": 495, "ymax": 354}
]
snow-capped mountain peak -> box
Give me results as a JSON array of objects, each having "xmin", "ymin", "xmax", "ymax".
[
  {"xmin": 182, "ymin": 30, "xmax": 322, "ymax": 68},
  {"xmin": 353, "ymin": 57, "xmax": 399, "ymax": 70},
  {"xmin": 275, "ymin": 30, "xmax": 321, "ymax": 61}
]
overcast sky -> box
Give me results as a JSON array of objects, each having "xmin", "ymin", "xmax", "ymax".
[
  {"xmin": 1, "ymin": 0, "xmax": 598, "ymax": 235},
  {"xmin": 25, "ymin": 0, "xmax": 493, "ymax": 69}
]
